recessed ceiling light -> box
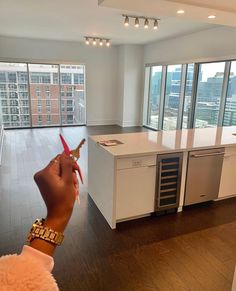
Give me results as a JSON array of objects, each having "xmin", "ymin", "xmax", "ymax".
[
  {"xmin": 177, "ymin": 9, "xmax": 185, "ymax": 14},
  {"xmin": 208, "ymin": 15, "xmax": 216, "ymax": 19}
]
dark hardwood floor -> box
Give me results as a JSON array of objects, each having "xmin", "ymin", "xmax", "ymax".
[{"xmin": 0, "ymin": 125, "xmax": 236, "ymax": 291}]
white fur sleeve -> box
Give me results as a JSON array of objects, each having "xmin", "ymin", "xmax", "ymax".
[{"xmin": 0, "ymin": 245, "xmax": 59, "ymax": 290}]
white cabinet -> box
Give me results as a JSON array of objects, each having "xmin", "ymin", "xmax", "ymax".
[
  {"xmin": 219, "ymin": 147, "xmax": 236, "ymax": 198},
  {"xmin": 116, "ymin": 155, "xmax": 156, "ymax": 220}
]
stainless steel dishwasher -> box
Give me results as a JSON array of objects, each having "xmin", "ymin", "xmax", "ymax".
[{"xmin": 184, "ymin": 148, "xmax": 225, "ymax": 206}]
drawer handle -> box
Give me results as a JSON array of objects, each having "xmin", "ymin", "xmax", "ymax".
[
  {"xmin": 200, "ymin": 194, "xmax": 206, "ymax": 197},
  {"xmin": 191, "ymin": 152, "xmax": 225, "ymax": 158}
]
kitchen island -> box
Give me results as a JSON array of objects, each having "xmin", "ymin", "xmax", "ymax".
[{"xmin": 88, "ymin": 126, "xmax": 236, "ymax": 229}]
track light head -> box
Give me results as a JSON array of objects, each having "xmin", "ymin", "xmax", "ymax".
[
  {"xmin": 134, "ymin": 17, "xmax": 140, "ymax": 28},
  {"xmin": 92, "ymin": 38, "xmax": 97, "ymax": 46},
  {"xmin": 144, "ymin": 18, "xmax": 149, "ymax": 29},
  {"xmin": 153, "ymin": 19, "xmax": 158, "ymax": 30},
  {"xmin": 99, "ymin": 39, "xmax": 103, "ymax": 46},
  {"xmin": 106, "ymin": 40, "xmax": 111, "ymax": 47},
  {"xmin": 124, "ymin": 16, "xmax": 129, "ymax": 26},
  {"xmin": 85, "ymin": 37, "xmax": 90, "ymax": 45}
]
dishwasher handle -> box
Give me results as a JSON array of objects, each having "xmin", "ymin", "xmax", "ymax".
[{"xmin": 190, "ymin": 152, "xmax": 225, "ymax": 158}]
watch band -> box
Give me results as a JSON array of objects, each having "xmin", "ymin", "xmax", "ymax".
[{"xmin": 27, "ymin": 219, "xmax": 64, "ymax": 246}]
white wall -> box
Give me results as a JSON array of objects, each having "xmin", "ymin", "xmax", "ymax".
[
  {"xmin": 117, "ymin": 45, "xmax": 144, "ymax": 127},
  {"xmin": 144, "ymin": 26, "xmax": 236, "ymax": 65},
  {"xmin": 0, "ymin": 36, "xmax": 118, "ymax": 126}
]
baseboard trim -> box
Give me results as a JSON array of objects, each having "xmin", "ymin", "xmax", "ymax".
[
  {"xmin": 85, "ymin": 119, "xmax": 142, "ymax": 127},
  {"xmin": 87, "ymin": 120, "xmax": 117, "ymax": 126},
  {"xmin": 121, "ymin": 121, "xmax": 142, "ymax": 127}
]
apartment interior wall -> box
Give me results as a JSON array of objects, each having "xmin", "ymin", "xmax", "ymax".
[
  {"xmin": 2, "ymin": 26, "xmax": 234, "ymax": 130},
  {"xmin": 144, "ymin": 26, "xmax": 236, "ymax": 65},
  {"xmin": 0, "ymin": 36, "xmax": 119, "ymax": 126},
  {"xmin": 117, "ymin": 45, "xmax": 144, "ymax": 127}
]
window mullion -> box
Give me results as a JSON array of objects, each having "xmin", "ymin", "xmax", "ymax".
[
  {"xmin": 218, "ymin": 61, "xmax": 231, "ymax": 126},
  {"xmin": 26, "ymin": 63, "xmax": 33, "ymax": 128},
  {"xmin": 158, "ymin": 66, "xmax": 167, "ymax": 130},
  {"xmin": 177, "ymin": 64, "xmax": 187, "ymax": 129},
  {"xmin": 145, "ymin": 67, "xmax": 152, "ymax": 124},
  {"xmin": 189, "ymin": 63, "xmax": 199, "ymax": 128},
  {"xmin": 58, "ymin": 65, "xmax": 62, "ymax": 126}
]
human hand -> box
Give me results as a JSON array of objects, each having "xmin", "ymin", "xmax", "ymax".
[{"xmin": 34, "ymin": 153, "xmax": 80, "ymax": 232}]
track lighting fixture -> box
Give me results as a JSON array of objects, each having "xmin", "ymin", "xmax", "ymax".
[
  {"xmin": 84, "ymin": 37, "xmax": 111, "ymax": 48},
  {"xmin": 122, "ymin": 15, "xmax": 160, "ymax": 31}
]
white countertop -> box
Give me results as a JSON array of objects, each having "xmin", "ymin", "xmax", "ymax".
[{"xmin": 89, "ymin": 126, "xmax": 236, "ymax": 157}]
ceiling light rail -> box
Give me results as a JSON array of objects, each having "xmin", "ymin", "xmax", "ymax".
[
  {"xmin": 122, "ymin": 14, "xmax": 160, "ymax": 30},
  {"xmin": 84, "ymin": 37, "xmax": 111, "ymax": 47}
]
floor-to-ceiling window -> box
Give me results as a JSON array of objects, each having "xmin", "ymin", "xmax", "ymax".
[
  {"xmin": 143, "ymin": 60, "xmax": 236, "ymax": 131},
  {"xmin": 0, "ymin": 62, "xmax": 86, "ymax": 128}
]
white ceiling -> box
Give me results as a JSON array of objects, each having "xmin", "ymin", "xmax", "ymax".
[
  {"xmin": 166, "ymin": 0, "xmax": 236, "ymax": 14},
  {"xmin": 0, "ymin": 0, "xmax": 217, "ymax": 45},
  {"xmin": 101, "ymin": 0, "xmax": 236, "ymax": 27}
]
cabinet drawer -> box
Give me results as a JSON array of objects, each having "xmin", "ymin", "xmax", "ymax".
[
  {"xmin": 117, "ymin": 155, "xmax": 156, "ymax": 170},
  {"xmin": 116, "ymin": 166, "xmax": 156, "ymax": 220}
]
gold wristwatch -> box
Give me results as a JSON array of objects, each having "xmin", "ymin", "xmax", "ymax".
[{"xmin": 27, "ymin": 219, "xmax": 64, "ymax": 246}]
